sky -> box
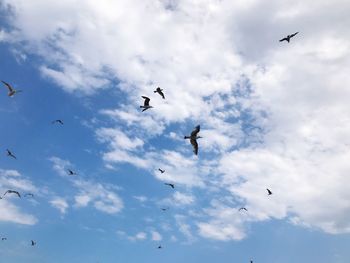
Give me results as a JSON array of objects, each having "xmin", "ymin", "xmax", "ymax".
[{"xmin": 0, "ymin": 0, "xmax": 350, "ymax": 262}]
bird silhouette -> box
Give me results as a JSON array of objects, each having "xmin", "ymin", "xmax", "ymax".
[
  {"xmin": 164, "ymin": 183, "xmax": 175, "ymax": 189},
  {"xmin": 1, "ymin": 237, "xmax": 7, "ymax": 241},
  {"xmin": 6, "ymin": 149, "xmax": 17, "ymax": 159},
  {"xmin": 161, "ymin": 207, "xmax": 169, "ymax": 211},
  {"xmin": 1, "ymin": 81, "xmax": 22, "ymax": 97},
  {"xmin": 153, "ymin": 87, "xmax": 165, "ymax": 99},
  {"xmin": 158, "ymin": 168, "xmax": 165, "ymax": 173},
  {"xmin": 239, "ymin": 207, "xmax": 248, "ymax": 212},
  {"xmin": 140, "ymin": 96, "xmax": 153, "ymax": 112},
  {"xmin": 67, "ymin": 169, "xmax": 77, "ymax": 176},
  {"xmin": 157, "ymin": 245, "xmax": 162, "ymax": 249},
  {"xmin": 184, "ymin": 125, "xmax": 202, "ymax": 155},
  {"xmin": 31, "ymin": 240, "xmax": 36, "ymax": 246},
  {"xmin": 267, "ymin": 188, "xmax": 273, "ymax": 195},
  {"xmin": 279, "ymin": 32, "xmax": 299, "ymax": 43},
  {"xmin": 3, "ymin": 190, "xmax": 21, "ymax": 198},
  {"xmin": 52, "ymin": 119, "xmax": 64, "ymax": 125}
]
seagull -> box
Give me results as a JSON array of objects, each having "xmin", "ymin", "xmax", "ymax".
[
  {"xmin": 1, "ymin": 81, "xmax": 22, "ymax": 97},
  {"xmin": 31, "ymin": 240, "xmax": 36, "ymax": 246},
  {"xmin": 6, "ymin": 149, "xmax": 17, "ymax": 159},
  {"xmin": 157, "ymin": 245, "xmax": 162, "ymax": 249},
  {"xmin": 239, "ymin": 207, "xmax": 248, "ymax": 212},
  {"xmin": 158, "ymin": 168, "xmax": 165, "ymax": 174},
  {"xmin": 140, "ymin": 96, "xmax": 153, "ymax": 112},
  {"xmin": 153, "ymin": 87, "xmax": 165, "ymax": 99},
  {"xmin": 52, "ymin": 119, "xmax": 64, "ymax": 125},
  {"xmin": 279, "ymin": 32, "xmax": 299, "ymax": 43},
  {"xmin": 24, "ymin": 193, "xmax": 34, "ymax": 198},
  {"xmin": 3, "ymin": 190, "xmax": 21, "ymax": 198},
  {"xmin": 250, "ymin": 260, "xmax": 253, "ymax": 263},
  {"xmin": 267, "ymin": 188, "xmax": 273, "ymax": 195},
  {"xmin": 184, "ymin": 125, "xmax": 202, "ymax": 155},
  {"xmin": 161, "ymin": 207, "xmax": 169, "ymax": 211},
  {"xmin": 67, "ymin": 169, "xmax": 77, "ymax": 176},
  {"xmin": 1, "ymin": 237, "xmax": 7, "ymax": 241},
  {"xmin": 164, "ymin": 183, "xmax": 175, "ymax": 189}
]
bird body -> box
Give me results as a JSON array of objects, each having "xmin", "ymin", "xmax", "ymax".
[
  {"xmin": 279, "ymin": 32, "xmax": 299, "ymax": 43},
  {"xmin": 158, "ymin": 168, "xmax": 165, "ymax": 173},
  {"xmin": 3, "ymin": 190, "xmax": 21, "ymax": 198},
  {"xmin": 31, "ymin": 240, "xmax": 36, "ymax": 246},
  {"xmin": 140, "ymin": 96, "xmax": 153, "ymax": 112},
  {"xmin": 1, "ymin": 81, "xmax": 22, "ymax": 97},
  {"xmin": 239, "ymin": 207, "xmax": 248, "ymax": 212},
  {"xmin": 184, "ymin": 125, "xmax": 201, "ymax": 155},
  {"xmin": 6, "ymin": 149, "xmax": 17, "ymax": 159},
  {"xmin": 67, "ymin": 169, "xmax": 77, "ymax": 176},
  {"xmin": 157, "ymin": 245, "xmax": 162, "ymax": 249},
  {"xmin": 154, "ymin": 87, "xmax": 165, "ymax": 99},
  {"xmin": 164, "ymin": 183, "xmax": 175, "ymax": 189},
  {"xmin": 267, "ymin": 188, "xmax": 273, "ymax": 195},
  {"xmin": 52, "ymin": 119, "xmax": 64, "ymax": 125}
]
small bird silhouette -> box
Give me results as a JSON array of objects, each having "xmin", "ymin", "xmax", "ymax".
[
  {"xmin": 161, "ymin": 207, "xmax": 169, "ymax": 211},
  {"xmin": 1, "ymin": 237, "xmax": 7, "ymax": 241},
  {"xmin": 67, "ymin": 169, "xmax": 77, "ymax": 176},
  {"xmin": 3, "ymin": 190, "xmax": 21, "ymax": 198},
  {"xmin": 140, "ymin": 96, "xmax": 153, "ymax": 112},
  {"xmin": 158, "ymin": 168, "xmax": 165, "ymax": 173},
  {"xmin": 153, "ymin": 87, "xmax": 165, "ymax": 99},
  {"xmin": 239, "ymin": 207, "xmax": 248, "ymax": 212},
  {"xmin": 267, "ymin": 188, "xmax": 272, "ymax": 195},
  {"xmin": 52, "ymin": 119, "xmax": 64, "ymax": 125},
  {"xmin": 164, "ymin": 183, "xmax": 175, "ymax": 189},
  {"xmin": 157, "ymin": 245, "xmax": 162, "ymax": 249},
  {"xmin": 279, "ymin": 32, "xmax": 299, "ymax": 43},
  {"xmin": 31, "ymin": 240, "xmax": 36, "ymax": 246},
  {"xmin": 6, "ymin": 149, "xmax": 17, "ymax": 159},
  {"xmin": 1, "ymin": 80, "xmax": 22, "ymax": 97},
  {"xmin": 184, "ymin": 125, "xmax": 202, "ymax": 155}
]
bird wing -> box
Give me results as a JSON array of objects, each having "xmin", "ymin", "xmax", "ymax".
[
  {"xmin": 279, "ymin": 37, "xmax": 288, "ymax": 42},
  {"xmin": 1, "ymin": 81, "xmax": 13, "ymax": 92},
  {"xmin": 159, "ymin": 90, "xmax": 165, "ymax": 99},
  {"xmin": 142, "ymin": 96, "xmax": 150, "ymax": 106},
  {"xmin": 291, "ymin": 32, "xmax": 299, "ymax": 37},
  {"xmin": 267, "ymin": 189, "xmax": 272, "ymax": 194},
  {"xmin": 191, "ymin": 125, "xmax": 200, "ymax": 136},
  {"xmin": 190, "ymin": 138, "xmax": 199, "ymax": 155}
]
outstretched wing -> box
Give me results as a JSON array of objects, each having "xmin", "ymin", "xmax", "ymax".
[
  {"xmin": 190, "ymin": 125, "xmax": 200, "ymax": 137},
  {"xmin": 190, "ymin": 138, "xmax": 198, "ymax": 155},
  {"xmin": 142, "ymin": 96, "xmax": 150, "ymax": 106},
  {"xmin": 279, "ymin": 37, "xmax": 288, "ymax": 42},
  {"xmin": 291, "ymin": 32, "xmax": 299, "ymax": 38},
  {"xmin": 1, "ymin": 81, "xmax": 13, "ymax": 92}
]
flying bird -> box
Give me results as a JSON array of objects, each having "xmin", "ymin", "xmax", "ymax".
[
  {"xmin": 158, "ymin": 168, "xmax": 165, "ymax": 174},
  {"xmin": 24, "ymin": 193, "xmax": 34, "ymax": 198},
  {"xmin": 52, "ymin": 119, "xmax": 64, "ymax": 125},
  {"xmin": 153, "ymin": 87, "xmax": 165, "ymax": 99},
  {"xmin": 31, "ymin": 240, "xmax": 36, "ymax": 246},
  {"xmin": 140, "ymin": 96, "xmax": 153, "ymax": 112},
  {"xmin": 1, "ymin": 80, "xmax": 22, "ymax": 97},
  {"xmin": 239, "ymin": 207, "xmax": 248, "ymax": 212},
  {"xmin": 1, "ymin": 237, "xmax": 7, "ymax": 241},
  {"xmin": 6, "ymin": 149, "xmax": 16, "ymax": 159},
  {"xmin": 279, "ymin": 32, "xmax": 299, "ymax": 43},
  {"xmin": 164, "ymin": 183, "xmax": 175, "ymax": 189},
  {"xmin": 67, "ymin": 169, "xmax": 77, "ymax": 176},
  {"xmin": 184, "ymin": 125, "xmax": 202, "ymax": 155},
  {"xmin": 161, "ymin": 207, "xmax": 169, "ymax": 211},
  {"xmin": 3, "ymin": 190, "xmax": 21, "ymax": 198},
  {"xmin": 157, "ymin": 245, "xmax": 162, "ymax": 249},
  {"xmin": 267, "ymin": 188, "xmax": 273, "ymax": 195}
]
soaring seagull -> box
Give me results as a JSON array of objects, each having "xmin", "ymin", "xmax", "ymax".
[
  {"xmin": 164, "ymin": 183, "xmax": 175, "ymax": 189},
  {"xmin": 279, "ymin": 32, "xmax": 299, "ymax": 43},
  {"xmin": 6, "ymin": 149, "xmax": 17, "ymax": 159},
  {"xmin": 140, "ymin": 96, "xmax": 153, "ymax": 112},
  {"xmin": 3, "ymin": 190, "xmax": 21, "ymax": 198},
  {"xmin": 184, "ymin": 125, "xmax": 201, "ymax": 155},
  {"xmin": 1, "ymin": 237, "xmax": 7, "ymax": 241},
  {"xmin": 153, "ymin": 87, "xmax": 165, "ymax": 99},
  {"xmin": 267, "ymin": 188, "xmax": 273, "ymax": 195},
  {"xmin": 52, "ymin": 119, "xmax": 64, "ymax": 125},
  {"xmin": 161, "ymin": 207, "xmax": 169, "ymax": 211},
  {"xmin": 31, "ymin": 240, "xmax": 36, "ymax": 246},
  {"xmin": 67, "ymin": 169, "xmax": 77, "ymax": 176},
  {"xmin": 1, "ymin": 81, "xmax": 22, "ymax": 97},
  {"xmin": 158, "ymin": 168, "xmax": 165, "ymax": 174},
  {"xmin": 239, "ymin": 207, "xmax": 248, "ymax": 212},
  {"xmin": 157, "ymin": 245, "xmax": 162, "ymax": 249}
]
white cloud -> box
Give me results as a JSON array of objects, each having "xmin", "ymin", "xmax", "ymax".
[
  {"xmin": 128, "ymin": 231, "xmax": 147, "ymax": 241},
  {"xmin": 133, "ymin": 195, "xmax": 148, "ymax": 203},
  {"xmin": 150, "ymin": 230, "xmax": 162, "ymax": 241},
  {"xmin": 50, "ymin": 197, "xmax": 69, "ymax": 214},
  {"xmin": 172, "ymin": 192, "xmax": 195, "ymax": 206}
]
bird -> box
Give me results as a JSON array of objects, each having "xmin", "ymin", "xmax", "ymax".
[
  {"xmin": 267, "ymin": 188, "xmax": 273, "ymax": 195},
  {"xmin": 161, "ymin": 207, "xmax": 169, "ymax": 211},
  {"xmin": 67, "ymin": 169, "xmax": 77, "ymax": 176},
  {"xmin": 1, "ymin": 237, "xmax": 7, "ymax": 241},
  {"xmin": 3, "ymin": 190, "xmax": 21, "ymax": 198},
  {"xmin": 184, "ymin": 125, "xmax": 202, "ymax": 155},
  {"xmin": 31, "ymin": 240, "xmax": 36, "ymax": 246},
  {"xmin": 279, "ymin": 32, "xmax": 299, "ymax": 43},
  {"xmin": 140, "ymin": 96, "xmax": 153, "ymax": 112},
  {"xmin": 250, "ymin": 260, "xmax": 253, "ymax": 263},
  {"xmin": 239, "ymin": 207, "xmax": 248, "ymax": 212},
  {"xmin": 24, "ymin": 193, "xmax": 34, "ymax": 198},
  {"xmin": 52, "ymin": 119, "xmax": 64, "ymax": 125},
  {"xmin": 6, "ymin": 149, "xmax": 17, "ymax": 159},
  {"xmin": 157, "ymin": 245, "xmax": 162, "ymax": 249},
  {"xmin": 1, "ymin": 80, "xmax": 22, "ymax": 97},
  {"xmin": 158, "ymin": 168, "xmax": 165, "ymax": 174},
  {"xmin": 153, "ymin": 87, "xmax": 165, "ymax": 99},
  {"xmin": 164, "ymin": 183, "xmax": 175, "ymax": 189}
]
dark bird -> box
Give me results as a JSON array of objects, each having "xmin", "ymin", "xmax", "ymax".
[
  {"xmin": 184, "ymin": 125, "xmax": 202, "ymax": 155},
  {"xmin": 153, "ymin": 87, "xmax": 165, "ymax": 99},
  {"xmin": 157, "ymin": 245, "xmax": 162, "ymax": 249},
  {"xmin": 6, "ymin": 149, "xmax": 17, "ymax": 159},
  {"xmin": 250, "ymin": 260, "xmax": 253, "ymax": 263},
  {"xmin": 24, "ymin": 193, "xmax": 34, "ymax": 198},
  {"xmin": 67, "ymin": 169, "xmax": 77, "ymax": 176},
  {"xmin": 239, "ymin": 207, "xmax": 248, "ymax": 212},
  {"xmin": 140, "ymin": 96, "xmax": 153, "ymax": 112},
  {"xmin": 31, "ymin": 240, "xmax": 36, "ymax": 246},
  {"xmin": 158, "ymin": 168, "xmax": 165, "ymax": 174},
  {"xmin": 164, "ymin": 183, "xmax": 175, "ymax": 189},
  {"xmin": 1, "ymin": 237, "xmax": 7, "ymax": 241},
  {"xmin": 161, "ymin": 207, "xmax": 169, "ymax": 211},
  {"xmin": 3, "ymin": 190, "xmax": 21, "ymax": 198},
  {"xmin": 267, "ymin": 188, "xmax": 273, "ymax": 195},
  {"xmin": 279, "ymin": 32, "xmax": 299, "ymax": 43},
  {"xmin": 1, "ymin": 80, "xmax": 22, "ymax": 97},
  {"xmin": 52, "ymin": 119, "xmax": 64, "ymax": 125}
]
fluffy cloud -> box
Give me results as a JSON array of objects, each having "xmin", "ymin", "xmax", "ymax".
[{"xmin": 50, "ymin": 197, "xmax": 69, "ymax": 215}]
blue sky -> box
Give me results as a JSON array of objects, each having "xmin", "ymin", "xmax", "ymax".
[{"xmin": 1, "ymin": 0, "xmax": 350, "ymax": 262}]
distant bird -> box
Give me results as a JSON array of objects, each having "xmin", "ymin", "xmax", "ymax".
[
  {"xmin": 153, "ymin": 87, "xmax": 165, "ymax": 99},
  {"xmin": 164, "ymin": 183, "xmax": 175, "ymax": 189},
  {"xmin": 184, "ymin": 125, "xmax": 202, "ymax": 155},
  {"xmin": 24, "ymin": 193, "xmax": 34, "ymax": 198},
  {"xmin": 158, "ymin": 168, "xmax": 165, "ymax": 174},
  {"xmin": 6, "ymin": 149, "xmax": 16, "ymax": 159},
  {"xmin": 157, "ymin": 245, "xmax": 162, "ymax": 249},
  {"xmin": 1, "ymin": 80, "xmax": 22, "ymax": 97},
  {"xmin": 52, "ymin": 119, "xmax": 64, "ymax": 125},
  {"xmin": 1, "ymin": 237, "xmax": 7, "ymax": 241},
  {"xmin": 239, "ymin": 207, "xmax": 248, "ymax": 212},
  {"xmin": 161, "ymin": 207, "xmax": 169, "ymax": 211},
  {"xmin": 279, "ymin": 32, "xmax": 299, "ymax": 43},
  {"xmin": 31, "ymin": 240, "xmax": 36, "ymax": 246},
  {"xmin": 67, "ymin": 169, "xmax": 77, "ymax": 176},
  {"xmin": 3, "ymin": 190, "xmax": 21, "ymax": 198},
  {"xmin": 250, "ymin": 260, "xmax": 253, "ymax": 263},
  {"xmin": 140, "ymin": 96, "xmax": 153, "ymax": 112},
  {"xmin": 267, "ymin": 188, "xmax": 273, "ymax": 195}
]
